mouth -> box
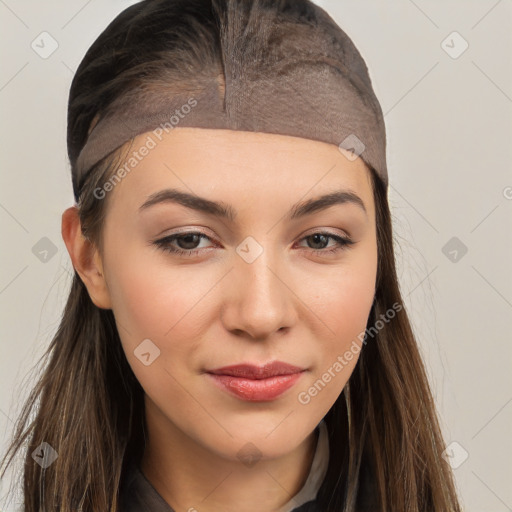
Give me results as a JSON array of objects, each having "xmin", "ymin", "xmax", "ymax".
[{"xmin": 205, "ymin": 361, "xmax": 306, "ymax": 402}]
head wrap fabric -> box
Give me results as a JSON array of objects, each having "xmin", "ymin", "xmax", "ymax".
[{"xmin": 74, "ymin": 0, "xmax": 388, "ymax": 190}]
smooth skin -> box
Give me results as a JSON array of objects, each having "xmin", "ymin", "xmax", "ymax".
[{"xmin": 62, "ymin": 127, "xmax": 378, "ymax": 512}]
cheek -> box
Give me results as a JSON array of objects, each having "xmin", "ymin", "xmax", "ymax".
[
  {"xmin": 309, "ymin": 245, "xmax": 377, "ymax": 346},
  {"xmin": 104, "ymin": 245, "xmax": 226, "ymax": 379},
  {"xmin": 296, "ymin": 285, "xmax": 374, "ymax": 415},
  {"xmin": 107, "ymin": 268, "xmax": 176, "ymax": 341},
  {"xmin": 105, "ymin": 261, "xmax": 211, "ymax": 401},
  {"xmin": 300, "ymin": 245, "xmax": 377, "ymax": 405},
  {"xmin": 330, "ymin": 274, "xmax": 375, "ymax": 343},
  {"xmin": 104, "ymin": 235, "xmax": 212, "ymax": 335}
]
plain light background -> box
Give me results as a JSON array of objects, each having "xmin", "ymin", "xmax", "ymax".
[{"xmin": 1, "ymin": 1, "xmax": 511, "ymax": 511}]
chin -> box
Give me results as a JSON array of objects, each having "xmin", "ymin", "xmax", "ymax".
[{"xmin": 198, "ymin": 415, "xmax": 317, "ymax": 462}]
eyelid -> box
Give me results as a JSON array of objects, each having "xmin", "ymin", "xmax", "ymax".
[
  {"xmin": 152, "ymin": 226, "xmax": 351, "ymax": 246},
  {"xmin": 151, "ymin": 227, "xmax": 355, "ymax": 259},
  {"xmin": 300, "ymin": 226, "xmax": 351, "ymax": 239}
]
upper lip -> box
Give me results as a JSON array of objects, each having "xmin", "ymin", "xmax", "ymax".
[{"xmin": 207, "ymin": 361, "xmax": 305, "ymax": 379}]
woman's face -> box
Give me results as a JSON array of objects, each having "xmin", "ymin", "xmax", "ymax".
[{"xmin": 95, "ymin": 127, "xmax": 377, "ymax": 461}]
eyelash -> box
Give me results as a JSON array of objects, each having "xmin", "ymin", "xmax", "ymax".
[{"xmin": 152, "ymin": 230, "xmax": 355, "ymax": 258}]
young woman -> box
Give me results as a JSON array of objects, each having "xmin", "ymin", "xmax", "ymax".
[{"xmin": 1, "ymin": 1, "xmax": 462, "ymax": 511}]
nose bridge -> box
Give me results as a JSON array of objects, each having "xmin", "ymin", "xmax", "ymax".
[{"xmin": 222, "ymin": 239, "xmax": 296, "ymax": 338}]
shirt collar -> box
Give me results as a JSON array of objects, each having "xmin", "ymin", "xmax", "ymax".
[{"xmin": 279, "ymin": 419, "xmax": 329, "ymax": 512}]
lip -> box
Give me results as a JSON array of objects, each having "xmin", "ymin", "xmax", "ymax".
[
  {"xmin": 208, "ymin": 361, "xmax": 305, "ymax": 379},
  {"xmin": 206, "ymin": 361, "xmax": 306, "ymax": 402}
]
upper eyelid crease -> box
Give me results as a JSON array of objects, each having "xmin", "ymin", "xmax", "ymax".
[
  {"xmin": 138, "ymin": 188, "xmax": 367, "ymax": 221},
  {"xmin": 153, "ymin": 231, "xmax": 355, "ymax": 256}
]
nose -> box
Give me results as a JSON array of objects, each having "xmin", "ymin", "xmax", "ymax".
[{"xmin": 220, "ymin": 248, "xmax": 298, "ymax": 340}]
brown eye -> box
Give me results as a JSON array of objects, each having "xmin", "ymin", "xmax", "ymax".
[
  {"xmin": 296, "ymin": 232, "xmax": 355, "ymax": 255},
  {"xmin": 153, "ymin": 232, "xmax": 215, "ymax": 256}
]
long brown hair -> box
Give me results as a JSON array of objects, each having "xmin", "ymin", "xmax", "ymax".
[{"xmin": 1, "ymin": 1, "xmax": 462, "ymax": 510}]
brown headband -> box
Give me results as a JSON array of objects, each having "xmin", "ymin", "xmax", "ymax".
[{"xmin": 74, "ymin": 2, "xmax": 388, "ymax": 190}]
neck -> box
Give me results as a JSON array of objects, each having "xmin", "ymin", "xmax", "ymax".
[{"xmin": 140, "ymin": 398, "xmax": 319, "ymax": 512}]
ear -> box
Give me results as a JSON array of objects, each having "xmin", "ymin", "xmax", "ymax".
[{"xmin": 61, "ymin": 206, "xmax": 112, "ymax": 309}]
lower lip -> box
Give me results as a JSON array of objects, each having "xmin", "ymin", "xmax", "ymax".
[{"xmin": 207, "ymin": 372, "xmax": 304, "ymax": 401}]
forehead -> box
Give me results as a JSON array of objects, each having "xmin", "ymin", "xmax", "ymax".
[{"xmin": 106, "ymin": 127, "xmax": 374, "ymax": 215}]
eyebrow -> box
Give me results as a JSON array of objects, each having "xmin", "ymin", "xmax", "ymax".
[{"xmin": 138, "ymin": 188, "xmax": 367, "ymax": 221}]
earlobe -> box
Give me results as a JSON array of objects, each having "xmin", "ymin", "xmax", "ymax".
[{"xmin": 61, "ymin": 206, "xmax": 112, "ymax": 310}]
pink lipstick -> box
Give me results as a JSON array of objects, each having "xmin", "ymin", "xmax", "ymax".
[{"xmin": 206, "ymin": 361, "xmax": 305, "ymax": 401}]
